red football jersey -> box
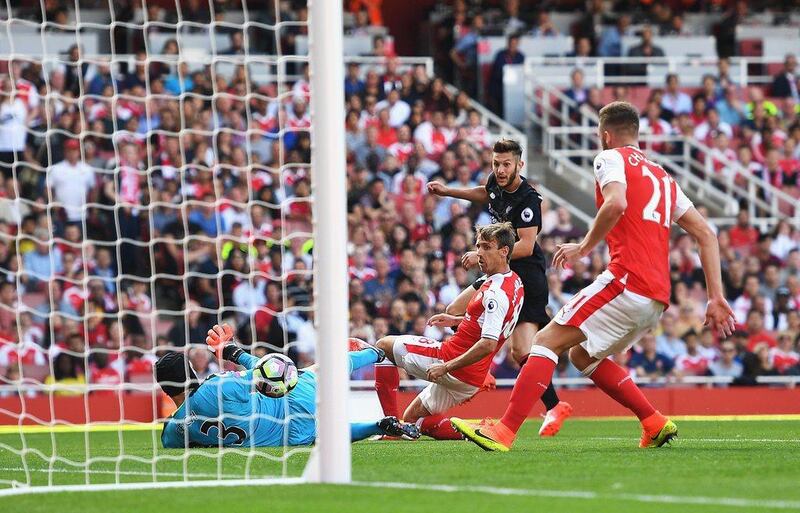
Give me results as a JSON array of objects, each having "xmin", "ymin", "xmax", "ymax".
[
  {"xmin": 440, "ymin": 270, "xmax": 524, "ymax": 387},
  {"xmin": 593, "ymin": 146, "xmax": 693, "ymax": 306}
]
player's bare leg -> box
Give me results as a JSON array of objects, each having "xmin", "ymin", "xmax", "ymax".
[
  {"xmin": 512, "ymin": 321, "xmax": 573, "ymax": 437},
  {"xmin": 374, "ymin": 337, "xmax": 401, "ymax": 418},
  {"xmin": 452, "ymin": 322, "xmax": 585, "ymax": 451},
  {"xmin": 568, "ymin": 345, "xmax": 677, "ymax": 448}
]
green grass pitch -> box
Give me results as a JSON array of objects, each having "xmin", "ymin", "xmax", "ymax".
[{"xmin": 1, "ymin": 419, "xmax": 798, "ymax": 512}]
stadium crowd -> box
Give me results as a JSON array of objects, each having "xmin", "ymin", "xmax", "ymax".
[{"xmin": 0, "ymin": 0, "xmax": 798, "ymax": 397}]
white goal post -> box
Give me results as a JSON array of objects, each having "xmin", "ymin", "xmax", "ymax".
[{"xmin": 307, "ymin": 0, "xmax": 351, "ymax": 484}]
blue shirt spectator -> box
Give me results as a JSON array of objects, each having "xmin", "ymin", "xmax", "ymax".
[
  {"xmin": 630, "ymin": 335, "xmax": 674, "ymax": 378},
  {"xmin": 597, "ymin": 15, "xmax": 631, "ymax": 57}
]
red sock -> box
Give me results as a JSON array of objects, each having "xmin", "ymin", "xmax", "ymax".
[
  {"xmin": 588, "ymin": 358, "xmax": 656, "ymax": 421},
  {"xmin": 375, "ymin": 364, "xmax": 399, "ymax": 418},
  {"xmin": 500, "ymin": 349, "xmax": 558, "ymax": 433},
  {"xmin": 419, "ymin": 415, "xmax": 462, "ymax": 440}
]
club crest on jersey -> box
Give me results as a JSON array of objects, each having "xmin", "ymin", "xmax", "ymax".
[{"xmin": 521, "ymin": 208, "xmax": 533, "ymax": 222}]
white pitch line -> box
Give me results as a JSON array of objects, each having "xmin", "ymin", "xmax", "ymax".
[
  {"xmin": 0, "ymin": 467, "xmax": 268, "ymax": 480},
  {"xmin": 591, "ymin": 437, "xmax": 800, "ymax": 443},
  {"xmin": 356, "ymin": 481, "xmax": 800, "ymax": 511},
  {"xmin": 0, "ymin": 475, "xmax": 797, "ymax": 510}
]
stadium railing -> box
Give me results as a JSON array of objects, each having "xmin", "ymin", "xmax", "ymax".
[
  {"xmin": 525, "ymin": 72, "xmax": 798, "ymax": 226},
  {"xmin": 349, "ymin": 375, "xmax": 800, "ymax": 390}
]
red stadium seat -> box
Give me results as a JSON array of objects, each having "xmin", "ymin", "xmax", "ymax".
[{"xmin": 738, "ymin": 39, "xmax": 762, "ymax": 57}]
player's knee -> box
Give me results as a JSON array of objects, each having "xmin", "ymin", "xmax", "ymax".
[
  {"xmin": 568, "ymin": 345, "xmax": 590, "ymax": 370},
  {"xmin": 375, "ymin": 337, "xmax": 394, "ymax": 354},
  {"xmin": 510, "ymin": 345, "xmax": 528, "ymax": 365}
]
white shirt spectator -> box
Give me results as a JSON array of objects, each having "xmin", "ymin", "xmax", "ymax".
[
  {"xmin": 375, "ymin": 98, "xmax": 411, "ymax": 127},
  {"xmin": 47, "ymin": 159, "xmax": 96, "ymax": 222},
  {"xmin": 0, "ymin": 98, "xmax": 27, "ymax": 152},
  {"xmin": 661, "ymin": 92, "xmax": 692, "ymax": 115},
  {"xmin": 232, "ymin": 280, "xmax": 266, "ymax": 316},
  {"xmin": 732, "ymin": 294, "xmax": 773, "ymax": 324},
  {"xmin": 693, "ymin": 120, "xmax": 733, "ymax": 142}
]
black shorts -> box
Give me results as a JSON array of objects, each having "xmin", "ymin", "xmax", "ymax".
[
  {"xmin": 511, "ymin": 258, "xmax": 551, "ymax": 326},
  {"xmin": 472, "ymin": 259, "xmax": 550, "ymax": 327}
]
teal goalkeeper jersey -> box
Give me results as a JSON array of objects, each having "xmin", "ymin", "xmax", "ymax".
[{"xmin": 161, "ymin": 353, "xmax": 317, "ymax": 448}]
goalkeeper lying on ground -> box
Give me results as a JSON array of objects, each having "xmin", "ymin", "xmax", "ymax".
[{"xmin": 156, "ymin": 324, "xmax": 419, "ymax": 448}]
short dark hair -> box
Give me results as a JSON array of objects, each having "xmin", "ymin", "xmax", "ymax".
[
  {"xmin": 155, "ymin": 352, "xmax": 200, "ymax": 398},
  {"xmin": 598, "ymin": 101, "xmax": 639, "ymax": 137},
  {"xmin": 476, "ymin": 222, "xmax": 516, "ymax": 262},
  {"xmin": 492, "ymin": 138, "xmax": 523, "ymax": 160}
]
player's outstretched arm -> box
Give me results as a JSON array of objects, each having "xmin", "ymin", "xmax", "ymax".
[
  {"xmin": 676, "ymin": 207, "xmax": 736, "ymax": 337},
  {"xmin": 426, "ymin": 181, "xmax": 489, "ymax": 203},
  {"xmin": 553, "ymin": 182, "xmax": 627, "ymax": 268},
  {"xmin": 206, "ymin": 323, "xmax": 259, "ymax": 370}
]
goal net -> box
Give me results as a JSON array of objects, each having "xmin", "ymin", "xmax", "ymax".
[{"xmin": 0, "ymin": 0, "xmax": 349, "ymax": 494}]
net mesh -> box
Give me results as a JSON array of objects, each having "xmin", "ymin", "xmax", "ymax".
[{"xmin": 0, "ymin": 0, "xmax": 322, "ymax": 491}]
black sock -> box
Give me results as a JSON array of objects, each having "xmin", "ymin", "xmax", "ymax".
[{"xmin": 540, "ymin": 382, "xmax": 560, "ymax": 411}]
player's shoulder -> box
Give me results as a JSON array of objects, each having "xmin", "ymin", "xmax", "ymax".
[
  {"xmin": 484, "ymin": 271, "xmax": 518, "ymax": 295},
  {"xmin": 593, "ymin": 148, "xmax": 626, "ymax": 168}
]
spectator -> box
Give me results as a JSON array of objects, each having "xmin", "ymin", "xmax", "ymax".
[
  {"xmin": 529, "ymin": 11, "xmax": 559, "ymax": 37},
  {"xmin": 715, "ymin": 86, "xmax": 744, "ymax": 127},
  {"xmin": 769, "ymin": 332, "xmax": 800, "ymax": 375},
  {"xmin": 626, "ymin": 26, "xmax": 665, "ymax": 80},
  {"xmin": 488, "ymin": 34, "xmax": 525, "ymax": 116},
  {"xmin": 548, "ymin": 207, "xmax": 582, "ymax": 240},
  {"xmin": 47, "ymin": 139, "xmax": 97, "ymax": 226},
  {"xmin": 741, "ymin": 341, "xmax": 778, "ymax": 384},
  {"xmin": 375, "ymin": 89, "xmax": 411, "ymax": 128},
  {"xmin": 89, "ymin": 352, "xmax": 122, "ymax": 394},
  {"xmin": 597, "ymin": 14, "xmax": 631, "ymax": 58},
  {"xmin": 344, "ymin": 62, "xmax": 365, "ymax": 99},
  {"xmin": 0, "ymin": 78, "xmax": 28, "ymax": 179},
  {"xmin": 167, "ymin": 300, "xmax": 209, "ymax": 347},
  {"xmin": 771, "ymin": 54, "xmax": 798, "ymax": 102},
  {"xmin": 655, "ymin": 312, "xmax": 687, "ymax": 360},
  {"xmin": 449, "ymin": 15, "xmax": 483, "ymax": 98},
  {"xmin": 660, "ymin": 74, "xmax": 692, "ymax": 122},
  {"xmin": 22, "ymin": 228, "xmax": 63, "ymax": 291},
  {"xmin": 639, "ymin": 101, "xmax": 673, "ymax": 153},
  {"xmin": 728, "ymin": 210, "xmax": 759, "ymax": 257},
  {"xmin": 564, "ymin": 68, "xmax": 588, "ymax": 110},
  {"xmin": 708, "ymin": 340, "xmax": 744, "ymax": 380},
  {"xmin": 502, "ymin": 0, "xmax": 526, "ymax": 36},
  {"xmin": 189, "ymin": 346, "xmax": 219, "ymax": 380},
  {"xmin": 693, "ymin": 108, "xmax": 733, "ymax": 146},
  {"xmin": 45, "ymin": 352, "xmax": 86, "ymax": 396},
  {"xmin": 745, "ymin": 310, "xmax": 777, "ymax": 351},
  {"xmin": 674, "ymin": 331, "xmax": 710, "ymax": 377},
  {"xmin": 629, "ymin": 334, "xmax": 674, "ymax": 379}
]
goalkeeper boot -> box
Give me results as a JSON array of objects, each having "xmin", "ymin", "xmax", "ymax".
[
  {"xmin": 451, "ymin": 417, "xmax": 515, "ymax": 452},
  {"xmin": 378, "ymin": 416, "xmax": 420, "ymax": 440},
  {"xmin": 640, "ymin": 418, "xmax": 678, "ymax": 448},
  {"xmin": 538, "ymin": 401, "xmax": 573, "ymax": 437},
  {"xmin": 348, "ymin": 337, "xmax": 385, "ymax": 363}
]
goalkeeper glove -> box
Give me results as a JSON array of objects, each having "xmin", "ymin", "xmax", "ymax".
[{"xmin": 206, "ymin": 323, "xmax": 243, "ymax": 362}]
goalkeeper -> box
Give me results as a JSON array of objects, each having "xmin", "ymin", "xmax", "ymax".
[{"xmin": 157, "ymin": 324, "xmax": 419, "ymax": 448}]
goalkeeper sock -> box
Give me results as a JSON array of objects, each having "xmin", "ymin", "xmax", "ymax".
[
  {"xmin": 499, "ymin": 346, "xmax": 559, "ymax": 433},
  {"xmin": 350, "ymin": 422, "xmax": 381, "ymax": 442},
  {"xmin": 417, "ymin": 415, "xmax": 462, "ymax": 440},
  {"xmin": 586, "ymin": 358, "xmax": 656, "ymax": 421},
  {"xmin": 348, "ymin": 348, "xmax": 381, "ymax": 373},
  {"xmin": 375, "ymin": 363, "xmax": 400, "ymax": 418}
]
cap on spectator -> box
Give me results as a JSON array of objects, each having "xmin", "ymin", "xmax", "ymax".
[
  {"xmin": 64, "ymin": 139, "xmax": 80, "ymax": 150},
  {"xmin": 776, "ymin": 287, "xmax": 791, "ymax": 297}
]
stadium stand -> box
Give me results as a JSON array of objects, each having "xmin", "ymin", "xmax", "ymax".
[{"xmin": 0, "ymin": 0, "xmax": 798, "ymax": 401}]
